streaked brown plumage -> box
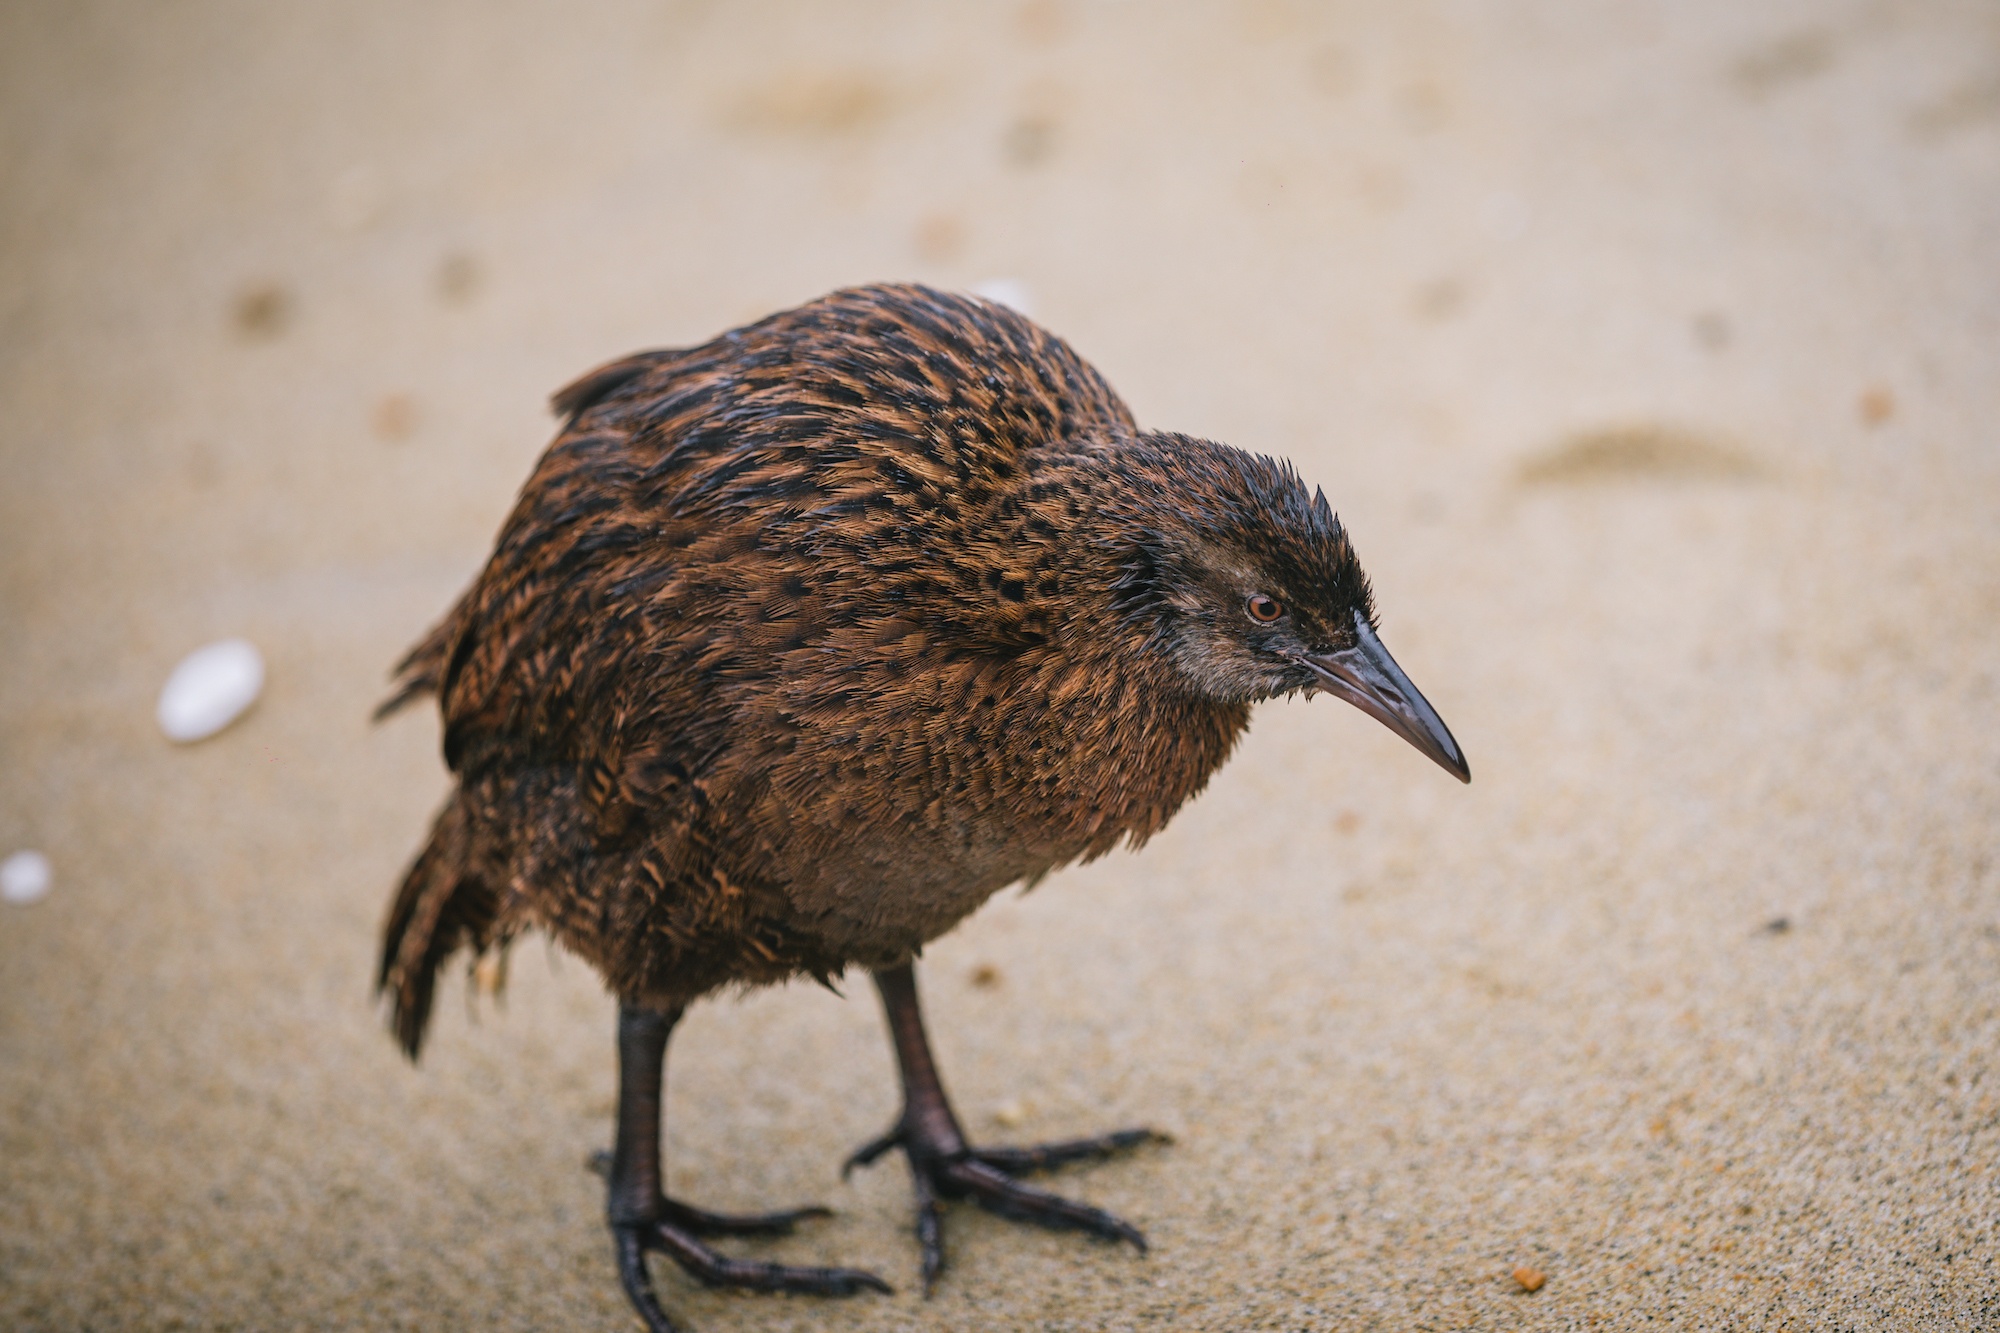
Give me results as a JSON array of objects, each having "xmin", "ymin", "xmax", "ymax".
[{"xmin": 377, "ymin": 282, "xmax": 1466, "ymax": 1331}]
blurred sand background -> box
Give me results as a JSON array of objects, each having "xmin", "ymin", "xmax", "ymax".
[{"xmin": 4, "ymin": 2, "xmax": 1998, "ymax": 1329}]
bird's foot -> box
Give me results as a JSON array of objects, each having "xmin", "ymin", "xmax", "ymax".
[
  {"xmin": 589, "ymin": 1152, "xmax": 892, "ymax": 1333},
  {"xmin": 611, "ymin": 1220, "xmax": 892, "ymax": 1333},
  {"xmin": 843, "ymin": 1120, "xmax": 1167, "ymax": 1293}
]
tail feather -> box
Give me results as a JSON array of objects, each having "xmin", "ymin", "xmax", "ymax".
[
  {"xmin": 378, "ymin": 799, "xmax": 499, "ymax": 1059},
  {"xmin": 550, "ymin": 347, "xmax": 679, "ymax": 423}
]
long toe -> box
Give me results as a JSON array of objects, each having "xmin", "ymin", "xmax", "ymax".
[
  {"xmin": 643, "ymin": 1220, "xmax": 894, "ymax": 1296},
  {"xmin": 590, "ymin": 1152, "xmax": 835, "ymax": 1236},
  {"xmin": 614, "ymin": 1226, "xmax": 685, "ymax": 1333},
  {"xmin": 910, "ymin": 1155, "xmax": 947, "ymax": 1295},
  {"xmin": 968, "ymin": 1127, "xmax": 1168, "ymax": 1177},
  {"xmin": 940, "ymin": 1156, "xmax": 1148, "ymax": 1251},
  {"xmin": 612, "ymin": 1216, "xmax": 892, "ymax": 1333},
  {"xmin": 660, "ymin": 1197, "xmax": 833, "ymax": 1237}
]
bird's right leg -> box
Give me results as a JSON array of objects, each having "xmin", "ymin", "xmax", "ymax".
[{"xmin": 605, "ymin": 1004, "xmax": 891, "ymax": 1333}]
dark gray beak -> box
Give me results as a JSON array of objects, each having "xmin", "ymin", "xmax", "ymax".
[{"xmin": 1303, "ymin": 612, "xmax": 1470, "ymax": 783}]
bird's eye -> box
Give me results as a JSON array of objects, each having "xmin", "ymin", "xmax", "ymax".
[{"xmin": 1246, "ymin": 594, "xmax": 1284, "ymax": 623}]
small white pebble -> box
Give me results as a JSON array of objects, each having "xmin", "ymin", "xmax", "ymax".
[
  {"xmin": 993, "ymin": 1099, "xmax": 1026, "ymax": 1129},
  {"xmin": 970, "ymin": 278, "xmax": 1034, "ymax": 318},
  {"xmin": 1, "ymin": 850, "xmax": 52, "ymax": 905},
  {"xmin": 157, "ymin": 638, "xmax": 265, "ymax": 743}
]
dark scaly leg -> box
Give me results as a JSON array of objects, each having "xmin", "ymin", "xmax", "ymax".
[
  {"xmin": 605, "ymin": 1005, "xmax": 891, "ymax": 1333},
  {"xmin": 845, "ymin": 963, "xmax": 1167, "ymax": 1293}
]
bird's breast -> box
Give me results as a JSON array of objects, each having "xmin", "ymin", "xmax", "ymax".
[{"xmin": 739, "ymin": 647, "xmax": 1248, "ymax": 960}]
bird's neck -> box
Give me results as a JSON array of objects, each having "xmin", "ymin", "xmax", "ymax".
[{"xmin": 985, "ymin": 448, "xmax": 1258, "ymax": 851}]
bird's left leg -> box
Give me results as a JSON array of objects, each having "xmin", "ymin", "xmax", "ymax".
[{"xmin": 844, "ymin": 962, "xmax": 1167, "ymax": 1293}]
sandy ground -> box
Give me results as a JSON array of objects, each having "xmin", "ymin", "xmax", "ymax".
[{"xmin": 4, "ymin": 2, "xmax": 1998, "ymax": 1329}]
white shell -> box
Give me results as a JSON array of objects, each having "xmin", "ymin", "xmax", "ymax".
[
  {"xmin": 157, "ymin": 638, "xmax": 265, "ymax": 742},
  {"xmin": 1, "ymin": 850, "xmax": 52, "ymax": 905},
  {"xmin": 970, "ymin": 277, "xmax": 1033, "ymax": 318}
]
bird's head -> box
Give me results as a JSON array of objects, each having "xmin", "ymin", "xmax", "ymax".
[{"xmin": 1107, "ymin": 433, "xmax": 1469, "ymax": 782}]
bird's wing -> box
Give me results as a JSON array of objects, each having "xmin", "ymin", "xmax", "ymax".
[{"xmin": 380, "ymin": 283, "xmax": 1139, "ymax": 796}]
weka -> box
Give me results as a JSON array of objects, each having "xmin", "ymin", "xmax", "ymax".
[{"xmin": 376, "ymin": 282, "xmax": 1468, "ymax": 1331}]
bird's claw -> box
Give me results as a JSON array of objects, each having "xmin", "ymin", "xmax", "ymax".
[{"xmin": 845, "ymin": 1119, "xmax": 1164, "ymax": 1293}]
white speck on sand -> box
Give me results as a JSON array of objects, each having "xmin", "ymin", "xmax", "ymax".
[
  {"xmin": 1, "ymin": 850, "xmax": 52, "ymax": 905},
  {"xmin": 157, "ymin": 639, "xmax": 265, "ymax": 743}
]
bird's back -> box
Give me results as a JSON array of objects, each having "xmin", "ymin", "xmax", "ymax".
[{"xmin": 389, "ymin": 284, "xmax": 1133, "ymax": 750}]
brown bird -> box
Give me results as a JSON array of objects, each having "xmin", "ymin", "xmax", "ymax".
[{"xmin": 376, "ymin": 282, "xmax": 1467, "ymax": 1331}]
